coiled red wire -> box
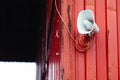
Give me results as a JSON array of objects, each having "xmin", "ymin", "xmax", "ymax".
[{"xmin": 55, "ymin": 0, "xmax": 92, "ymax": 52}]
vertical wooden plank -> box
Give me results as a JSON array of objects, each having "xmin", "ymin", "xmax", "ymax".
[
  {"xmin": 117, "ymin": 0, "xmax": 120, "ymax": 79},
  {"xmin": 107, "ymin": 0, "xmax": 118, "ymax": 80},
  {"xmin": 69, "ymin": 0, "xmax": 76, "ymax": 80},
  {"xmin": 85, "ymin": 0, "xmax": 97, "ymax": 80},
  {"xmin": 95, "ymin": 0, "xmax": 108, "ymax": 80},
  {"xmin": 60, "ymin": 0, "xmax": 75, "ymax": 80},
  {"xmin": 47, "ymin": 0, "xmax": 61, "ymax": 80},
  {"xmin": 61, "ymin": 1, "xmax": 70, "ymax": 80},
  {"xmin": 48, "ymin": 16, "xmax": 61, "ymax": 79},
  {"xmin": 75, "ymin": 0, "xmax": 86, "ymax": 80}
]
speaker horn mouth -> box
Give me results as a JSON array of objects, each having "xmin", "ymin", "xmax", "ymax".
[
  {"xmin": 77, "ymin": 10, "xmax": 99, "ymax": 34},
  {"xmin": 83, "ymin": 19, "xmax": 94, "ymax": 31}
]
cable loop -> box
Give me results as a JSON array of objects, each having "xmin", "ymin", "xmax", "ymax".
[{"xmin": 55, "ymin": 0, "xmax": 92, "ymax": 52}]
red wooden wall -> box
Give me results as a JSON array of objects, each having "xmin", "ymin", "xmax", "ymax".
[{"xmin": 37, "ymin": 0, "xmax": 120, "ymax": 80}]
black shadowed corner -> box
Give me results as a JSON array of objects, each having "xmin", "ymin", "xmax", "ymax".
[{"xmin": 0, "ymin": 0, "xmax": 47, "ymax": 62}]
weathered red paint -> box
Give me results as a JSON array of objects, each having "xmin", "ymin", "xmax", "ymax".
[
  {"xmin": 85, "ymin": 0, "xmax": 97, "ymax": 80},
  {"xmin": 61, "ymin": 0, "xmax": 76, "ymax": 80},
  {"xmin": 95, "ymin": 0, "xmax": 108, "ymax": 80},
  {"xmin": 47, "ymin": 0, "xmax": 61, "ymax": 80},
  {"xmin": 75, "ymin": 0, "xmax": 86, "ymax": 80},
  {"xmin": 117, "ymin": 0, "xmax": 120, "ymax": 80},
  {"xmin": 37, "ymin": 0, "xmax": 120, "ymax": 80},
  {"xmin": 107, "ymin": 0, "xmax": 118, "ymax": 80}
]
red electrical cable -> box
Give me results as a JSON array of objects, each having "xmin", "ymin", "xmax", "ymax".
[{"xmin": 55, "ymin": 0, "xmax": 92, "ymax": 52}]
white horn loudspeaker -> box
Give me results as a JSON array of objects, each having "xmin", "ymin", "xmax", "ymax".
[{"xmin": 77, "ymin": 10, "xmax": 99, "ymax": 35}]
